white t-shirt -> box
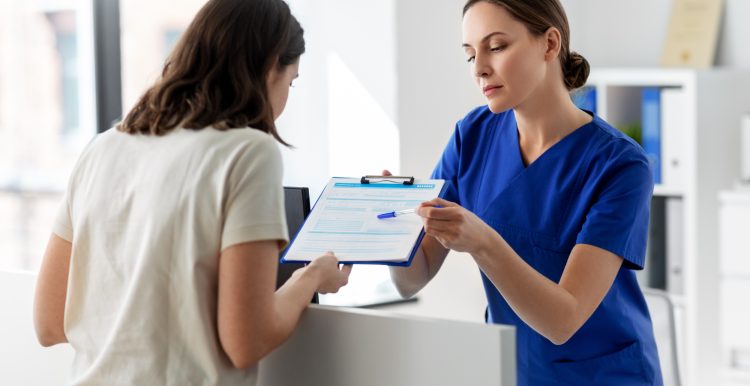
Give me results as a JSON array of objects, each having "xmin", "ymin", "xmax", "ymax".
[{"xmin": 52, "ymin": 126, "xmax": 289, "ymax": 386}]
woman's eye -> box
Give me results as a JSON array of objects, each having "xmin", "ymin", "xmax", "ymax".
[
  {"xmin": 467, "ymin": 56, "xmax": 475, "ymax": 63},
  {"xmin": 490, "ymin": 46, "xmax": 505, "ymax": 52}
]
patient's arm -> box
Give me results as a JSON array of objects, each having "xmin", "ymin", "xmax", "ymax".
[
  {"xmin": 217, "ymin": 241, "xmax": 351, "ymax": 369},
  {"xmin": 34, "ymin": 233, "xmax": 71, "ymax": 347}
]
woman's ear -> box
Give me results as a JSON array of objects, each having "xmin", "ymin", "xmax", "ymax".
[{"xmin": 543, "ymin": 27, "xmax": 562, "ymax": 63}]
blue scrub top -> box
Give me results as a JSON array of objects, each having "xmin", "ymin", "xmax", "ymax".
[{"xmin": 432, "ymin": 107, "xmax": 663, "ymax": 386}]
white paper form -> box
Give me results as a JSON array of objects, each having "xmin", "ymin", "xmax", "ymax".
[{"xmin": 282, "ymin": 178, "xmax": 445, "ymax": 263}]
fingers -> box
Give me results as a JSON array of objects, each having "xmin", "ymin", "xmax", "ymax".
[
  {"xmin": 423, "ymin": 198, "xmax": 456, "ymax": 207},
  {"xmin": 313, "ymin": 258, "xmax": 350, "ymax": 294},
  {"xmin": 382, "ymin": 170, "xmax": 392, "ymax": 176},
  {"xmin": 421, "ymin": 216, "xmax": 451, "ymax": 232},
  {"xmin": 415, "ymin": 198, "xmax": 460, "ymax": 218},
  {"xmin": 424, "ymin": 227, "xmax": 452, "ymax": 243},
  {"xmin": 416, "ymin": 205, "xmax": 459, "ymax": 221},
  {"xmin": 310, "ymin": 251, "xmax": 338, "ymax": 269}
]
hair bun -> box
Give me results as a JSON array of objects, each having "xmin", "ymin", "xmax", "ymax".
[{"xmin": 564, "ymin": 52, "xmax": 590, "ymax": 91}]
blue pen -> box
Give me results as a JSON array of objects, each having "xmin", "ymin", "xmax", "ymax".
[{"xmin": 377, "ymin": 206, "xmax": 443, "ymax": 219}]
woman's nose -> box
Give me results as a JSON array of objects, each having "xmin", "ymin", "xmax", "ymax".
[{"xmin": 472, "ymin": 54, "xmax": 492, "ymax": 79}]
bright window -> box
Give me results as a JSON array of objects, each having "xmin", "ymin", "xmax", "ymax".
[
  {"xmin": 0, "ymin": 0, "xmax": 96, "ymax": 271},
  {"xmin": 119, "ymin": 0, "xmax": 208, "ymax": 114}
]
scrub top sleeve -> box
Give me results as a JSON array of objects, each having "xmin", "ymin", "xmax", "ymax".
[
  {"xmin": 430, "ymin": 119, "xmax": 463, "ymax": 205},
  {"xmin": 576, "ymin": 153, "xmax": 653, "ymax": 270}
]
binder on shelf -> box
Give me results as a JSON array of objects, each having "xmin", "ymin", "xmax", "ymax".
[
  {"xmin": 642, "ymin": 88, "xmax": 662, "ymax": 184},
  {"xmin": 638, "ymin": 196, "xmax": 667, "ymax": 290},
  {"xmin": 661, "ymin": 88, "xmax": 686, "ymax": 188},
  {"xmin": 666, "ymin": 197, "xmax": 684, "ymax": 295},
  {"xmin": 638, "ymin": 196, "xmax": 684, "ymax": 294}
]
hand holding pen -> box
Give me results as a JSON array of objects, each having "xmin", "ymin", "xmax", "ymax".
[
  {"xmin": 378, "ymin": 206, "xmax": 443, "ymax": 219},
  {"xmin": 410, "ymin": 197, "xmax": 498, "ymax": 256},
  {"xmin": 377, "ymin": 169, "xmax": 443, "ymax": 219}
]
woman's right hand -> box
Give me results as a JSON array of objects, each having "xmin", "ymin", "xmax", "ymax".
[{"xmin": 305, "ymin": 252, "xmax": 352, "ymax": 294}]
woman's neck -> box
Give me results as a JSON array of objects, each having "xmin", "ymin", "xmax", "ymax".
[{"xmin": 512, "ymin": 80, "xmax": 593, "ymax": 167}]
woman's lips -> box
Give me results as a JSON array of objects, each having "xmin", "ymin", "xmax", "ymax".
[{"xmin": 483, "ymin": 85, "xmax": 503, "ymax": 96}]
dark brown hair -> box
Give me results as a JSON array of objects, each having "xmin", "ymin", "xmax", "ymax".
[
  {"xmin": 463, "ymin": 0, "xmax": 589, "ymax": 91},
  {"xmin": 116, "ymin": 0, "xmax": 304, "ymax": 145}
]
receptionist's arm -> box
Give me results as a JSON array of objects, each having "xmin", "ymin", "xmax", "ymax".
[
  {"xmin": 414, "ymin": 198, "xmax": 624, "ymax": 346},
  {"xmin": 388, "ymin": 235, "xmax": 450, "ymax": 299},
  {"xmin": 384, "ymin": 166, "xmax": 450, "ymax": 299}
]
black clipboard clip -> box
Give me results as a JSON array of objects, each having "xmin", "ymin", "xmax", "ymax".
[{"xmin": 360, "ymin": 175, "xmax": 415, "ymax": 185}]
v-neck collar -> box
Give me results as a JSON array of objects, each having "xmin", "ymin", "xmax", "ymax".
[
  {"xmin": 474, "ymin": 111, "xmax": 601, "ymax": 236},
  {"xmin": 512, "ymin": 110, "xmax": 596, "ymax": 170}
]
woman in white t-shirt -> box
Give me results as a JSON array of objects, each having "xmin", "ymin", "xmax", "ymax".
[{"xmin": 32, "ymin": 0, "xmax": 351, "ymax": 384}]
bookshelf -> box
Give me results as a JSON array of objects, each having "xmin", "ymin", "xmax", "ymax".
[
  {"xmin": 718, "ymin": 189, "xmax": 750, "ymax": 385},
  {"xmin": 585, "ymin": 68, "xmax": 750, "ymax": 385}
]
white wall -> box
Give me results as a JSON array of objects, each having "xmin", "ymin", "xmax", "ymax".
[
  {"xmin": 395, "ymin": 0, "xmax": 750, "ymax": 179},
  {"xmin": 0, "ymin": 271, "xmax": 74, "ymax": 385},
  {"xmin": 560, "ymin": 0, "xmax": 673, "ymax": 67},
  {"xmin": 281, "ymin": 0, "xmax": 750, "ymax": 218},
  {"xmin": 279, "ymin": 0, "xmax": 399, "ymax": 201},
  {"xmin": 561, "ymin": 0, "xmax": 750, "ymax": 69},
  {"xmin": 715, "ymin": 0, "xmax": 750, "ymax": 69},
  {"xmin": 376, "ymin": 251, "xmax": 488, "ymax": 324},
  {"xmin": 396, "ymin": 0, "xmax": 486, "ymax": 179}
]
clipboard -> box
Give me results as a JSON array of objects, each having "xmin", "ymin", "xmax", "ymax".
[{"xmin": 280, "ymin": 177, "xmax": 452, "ymax": 266}]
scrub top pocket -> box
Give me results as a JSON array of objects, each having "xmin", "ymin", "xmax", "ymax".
[{"xmin": 552, "ymin": 340, "xmax": 651, "ymax": 386}]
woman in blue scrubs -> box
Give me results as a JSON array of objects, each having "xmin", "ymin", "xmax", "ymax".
[{"xmin": 388, "ymin": 1, "xmax": 662, "ymax": 385}]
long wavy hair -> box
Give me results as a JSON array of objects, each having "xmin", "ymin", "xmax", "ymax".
[{"xmin": 116, "ymin": 0, "xmax": 304, "ymax": 145}]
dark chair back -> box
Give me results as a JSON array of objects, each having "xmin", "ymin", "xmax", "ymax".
[{"xmin": 279, "ymin": 187, "xmax": 317, "ymax": 303}]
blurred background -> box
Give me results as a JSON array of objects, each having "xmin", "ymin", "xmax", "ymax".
[
  {"xmin": 3, "ymin": 0, "xmax": 750, "ymax": 272},
  {"xmin": 2, "ymin": 0, "xmax": 750, "ymax": 385}
]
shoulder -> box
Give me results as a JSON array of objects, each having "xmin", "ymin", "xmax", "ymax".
[
  {"xmin": 590, "ymin": 116, "xmax": 649, "ymax": 164},
  {"xmin": 83, "ymin": 127, "xmax": 124, "ymax": 150},
  {"xmin": 185, "ymin": 126, "xmax": 282, "ymax": 161},
  {"xmin": 218, "ymin": 128, "xmax": 283, "ymax": 172},
  {"xmin": 221, "ymin": 127, "xmax": 280, "ymax": 151},
  {"xmin": 587, "ymin": 115, "xmax": 653, "ymax": 185},
  {"xmin": 234, "ymin": 128, "xmax": 281, "ymax": 158},
  {"xmin": 69, "ymin": 128, "xmax": 125, "ymax": 170}
]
